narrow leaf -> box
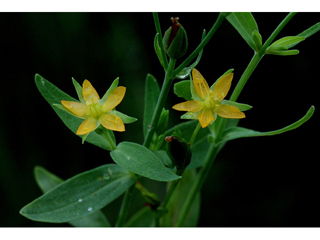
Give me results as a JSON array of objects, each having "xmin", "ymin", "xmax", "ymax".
[
  {"xmin": 35, "ymin": 74, "xmax": 114, "ymax": 150},
  {"xmin": 298, "ymin": 22, "xmax": 320, "ymax": 39},
  {"xmin": 20, "ymin": 164, "xmax": 136, "ymax": 223},
  {"xmin": 143, "ymin": 74, "xmax": 160, "ymax": 137},
  {"xmin": 217, "ymin": 106, "xmax": 315, "ymax": 145},
  {"xmin": 110, "ymin": 142, "xmax": 181, "ymax": 182},
  {"xmin": 154, "ymin": 33, "xmax": 165, "ymax": 69},
  {"xmin": 226, "ymin": 12, "xmax": 259, "ymax": 51},
  {"xmin": 33, "ymin": 166, "xmax": 111, "ymax": 227}
]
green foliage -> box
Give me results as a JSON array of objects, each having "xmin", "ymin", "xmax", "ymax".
[
  {"xmin": 143, "ymin": 74, "xmax": 160, "ymax": 137},
  {"xmin": 35, "ymin": 74, "xmax": 115, "ymax": 150},
  {"xmin": 265, "ymin": 36, "xmax": 305, "ymax": 55},
  {"xmin": 125, "ymin": 207, "xmax": 156, "ymax": 227},
  {"xmin": 20, "ymin": 164, "xmax": 136, "ymax": 223},
  {"xmin": 154, "ymin": 33, "xmax": 165, "ymax": 69},
  {"xmin": 217, "ymin": 106, "xmax": 315, "ymax": 145},
  {"xmin": 226, "ymin": 12, "xmax": 260, "ymax": 51},
  {"xmin": 33, "ymin": 166, "xmax": 111, "ymax": 227},
  {"xmin": 110, "ymin": 142, "xmax": 181, "ymax": 182}
]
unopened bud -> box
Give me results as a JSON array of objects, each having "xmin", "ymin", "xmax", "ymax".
[{"xmin": 163, "ymin": 17, "xmax": 188, "ymax": 59}]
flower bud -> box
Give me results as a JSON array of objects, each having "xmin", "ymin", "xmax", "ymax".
[
  {"xmin": 165, "ymin": 127, "xmax": 191, "ymax": 172},
  {"xmin": 163, "ymin": 17, "xmax": 188, "ymax": 59}
]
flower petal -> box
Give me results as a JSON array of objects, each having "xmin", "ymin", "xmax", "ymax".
[
  {"xmin": 61, "ymin": 100, "xmax": 90, "ymax": 117},
  {"xmin": 197, "ymin": 108, "xmax": 215, "ymax": 128},
  {"xmin": 99, "ymin": 113, "xmax": 125, "ymax": 132},
  {"xmin": 192, "ymin": 68, "xmax": 210, "ymax": 100},
  {"xmin": 214, "ymin": 104, "xmax": 245, "ymax": 119},
  {"xmin": 76, "ymin": 117, "xmax": 98, "ymax": 135},
  {"xmin": 172, "ymin": 100, "xmax": 202, "ymax": 112},
  {"xmin": 82, "ymin": 80, "xmax": 100, "ymax": 104},
  {"xmin": 102, "ymin": 86, "xmax": 126, "ymax": 112},
  {"xmin": 212, "ymin": 73, "xmax": 233, "ymax": 102}
]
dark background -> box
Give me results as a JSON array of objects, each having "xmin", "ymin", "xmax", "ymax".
[{"xmin": 0, "ymin": 12, "xmax": 318, "ymax": 227}]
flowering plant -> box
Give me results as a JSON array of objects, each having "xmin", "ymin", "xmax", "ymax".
[{"xmin": 20, "ymin": 12, "xmax": 317, "ymax": 227}]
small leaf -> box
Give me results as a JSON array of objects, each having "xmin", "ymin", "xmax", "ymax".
[
  {"xmin": 174, "ymin": 80, "xmax": 192, "ymax": 101},
  {"xmin": 154, "ymin": 33, "xmax": 165, "ymax": 69},
  {"xmin": 298, "ymin": 22, "xmax": 320, "ymax": 39},
  {"xmin": 143, "ymin": 74, "xmax": 160, "ymax": 137},
  {"xmin": 35, "ymin": 74, "xmax": 114, "ymax": 150},
  {"xmin": 100, "ymin": 77, "xmax": 119, "ymax": 105},
  {"xmin": 217, "ymin": 106, "xmax": 315, "ymax": 145},
  {"xmin": 110, "ymin": 142, "xmax": 181, "ymax": 182},
  {"xmin": 33, "ymin": 166, "xmax": 111, "ymax": 227},
  {"xmin": 111, "ymin": 110, "xmax": 137, "ymax": 124},
  {"xmin": 221, "ymin": 100, "xmax": 252, "ymax": 111},
  {"xmin": 226, "ymin": 12, "xmax": 259, "ymax": 51},
  {"xmin": 252, "ymin": 30, "xmax": 262, "ymax": 51},
  {"xmin": 21, "ymin": 164, "xmax": 136, "ymax": 223}
]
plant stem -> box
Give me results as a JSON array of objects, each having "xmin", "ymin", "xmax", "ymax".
[
  {"xmin": 175, "ymin": 12, "xmax": 297, "ymax": 227},
  {"xmin": 115, "ymin": 184, "xmax": 135, "ymax": 227},
  {"xmin": 143, "ymin": 58, "xmax": 176, "ymax": 148},
  {"xmin": 189, "ymin": 122, "xmax": 201, "ymax": 146}
]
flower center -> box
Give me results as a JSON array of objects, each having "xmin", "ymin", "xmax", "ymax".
[
  {"xmin": 202, "ymin": 95, "xmax": 219, "ymax": 109},
  {"xmin": 88, "ymin": 102, "xmax": 104, "ymax": 118}
]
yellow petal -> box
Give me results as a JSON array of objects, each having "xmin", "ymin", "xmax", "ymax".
[
  {"xmin": 172, "ymin": 101, "xmax": 202, "ymax": 112},
  {"xmin": 214, "ymin": 104, "xmax": 245, "ymax": 119},
  {"xmin": 99, "ymin": 113, "xmax": 125, "ymax": 132},
  {"xmin": 82, "ymin": 80, "xmax": 100, "ymax": 104},
  {"xmin": 192, "ymin": 68, "xmax": 210, "ymax": 100},
  {"xmin": 212, "ymin": 73, "xmax": 233, "ymax": 102},
  {"xmin": 197, "ymin": 108, "xmax": 215, "ymax": 128},
  {"xmin": 102, "ymin": 86, "xmax": 126, "ymax": 112},
  {"xmin": 61, "ymin": 100, "xmax": 90, "ymax": 116},
  {"xmin": 76, "ymin": 117, "xmax": 98, "ymax": 135}
]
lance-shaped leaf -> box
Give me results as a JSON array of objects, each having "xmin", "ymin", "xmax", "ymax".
[
  {"xmin": 20, "ymin": 164, "xmax": 136, "ymax": 223},
  {"xmin": 110, "ymin": 142, "xmax": 181, "ymax": 182},
  {"xmin": 154, "ymin": 33, "xmax": 165, "ymax": 69},
  {"xmin": 217, "ymin": 106, "xmax": 314, "ymax": 145},
  {"xmin": 143, "ymin": 74, "xmax": 160, "ymax": 137},
  {"xmin": 35, "ymin": 74, "xmax": 115, "ymax": 150},
  {"xmin": 226, "ymin": 12, "xmax": 259, "ymax": 51},
  {"xmin": 33, "ymin": 166, "xmax": 111, "ymax": 227},
  {"xmin": 265, "ymin": 36, "xmax": 305, "ymax": 55}
]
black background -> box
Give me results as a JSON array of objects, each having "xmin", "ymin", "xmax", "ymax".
[{"xmin": 0, "ymin": 12, "xmax": 319, "ymax": 227}]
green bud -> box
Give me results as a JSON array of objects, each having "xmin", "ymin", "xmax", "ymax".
[
  {"xmin": 165, "ymin": 127, "xmax": 192, "ymax": 172},
  {"xmin": 163, "ymin": 17, "xmax": 188, "ymax": 59}
]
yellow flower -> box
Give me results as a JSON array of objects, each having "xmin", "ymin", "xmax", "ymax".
[
  {"xmin": 61, "ymin": 80, "xmax": 126, "ymax": 135},
  {"xmin": 173, "ymin": 68, "xmax": 245, "ymax": 128}
]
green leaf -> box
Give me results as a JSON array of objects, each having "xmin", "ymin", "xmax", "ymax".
[
  {"xmin": 143, "ymin": 74, "xmax": 160, "ymax": 137},
  {"xmin": 125, "ymin": 207, "xmax": 156, "ymax": 227},
  {"xmin": 100, "ymin": 77, "xmax": 119, "ymax": 105},
  {"xmin": 226, "ymin": 12, "xmax": 259, "ymax": 51},
  {"xmin": 33, "ymin": 166, "xmax": 111, "ymax": 227},
  {"xmin": 20, "ymin": 164, "xmax": 136, "ymax": 223},
  {"xmin": 35, "ymin": 74, "xmax": 114, "ymax": 150},
  {"xmin": 72, "ymin": 78, "xmax": 84, "ymax": 103},
  {"xmin": 221, "ymin": 100, "xmax": 252, "ymax": 111},
  {"xmin": 154, "ymin": 33, "xmax": 165, "ymax": 69},
  {"xmin": 161, "ymin": 169, "xmax": 201, "ymax": 227},
  {"xmin": 265, "ymin": 49, "xmax": 300, "ymax": 56},
  {"xmin": 155, "ymin": 108, "xmax": 169, "ymax": 135},
  {"xmin": 174, "ymin": 80, "xmax": 192, "ymax": 101},
  {"xmin": 110, "ymin": 142, "xmax": 181, "ymax": 182},
  {"xmin": 252, "ymin": 30, "xmax": 262, "ymax": 51},
  {"xmin": 111, "ymin": 110, "xmax": 137, "ymax": 124},
  {"xmin": 298, "ymin": 22, "xmax": 320, "ymax": 39},
  {"xmin": 217, "ymin": 106, "xmax": 315, "ymax": 145}
]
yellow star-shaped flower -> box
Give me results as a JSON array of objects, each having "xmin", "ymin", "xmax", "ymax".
[
  {"xmin": 61, "ymin": 80, "xmax": 126, "ymax": 135},
  {"xmin": 173, "ymin": 68, "xmax": 245, "ymax": 128}
]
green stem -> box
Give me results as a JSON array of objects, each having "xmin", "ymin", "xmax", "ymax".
[
  {"xmin": 153, "ymin": 12, "xmax": 169, "ymax": 70},
  {"xmin": 175, "ymin": 12, "xmax": 297, "ymax": 227},
  {"xmin": 189, "ymin": 122, "xmax": 201, "ymax": 146},
  {"xmin": 143, "ymin": 58, "xmax": 176, "ymax": 148},
  {"xmin": 172, "ymin": 13, "xmax": 226, "ymax": 77},
  {"xmin": 115, "ymin": 184, "xmax": 135, "ymax": 227}
]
